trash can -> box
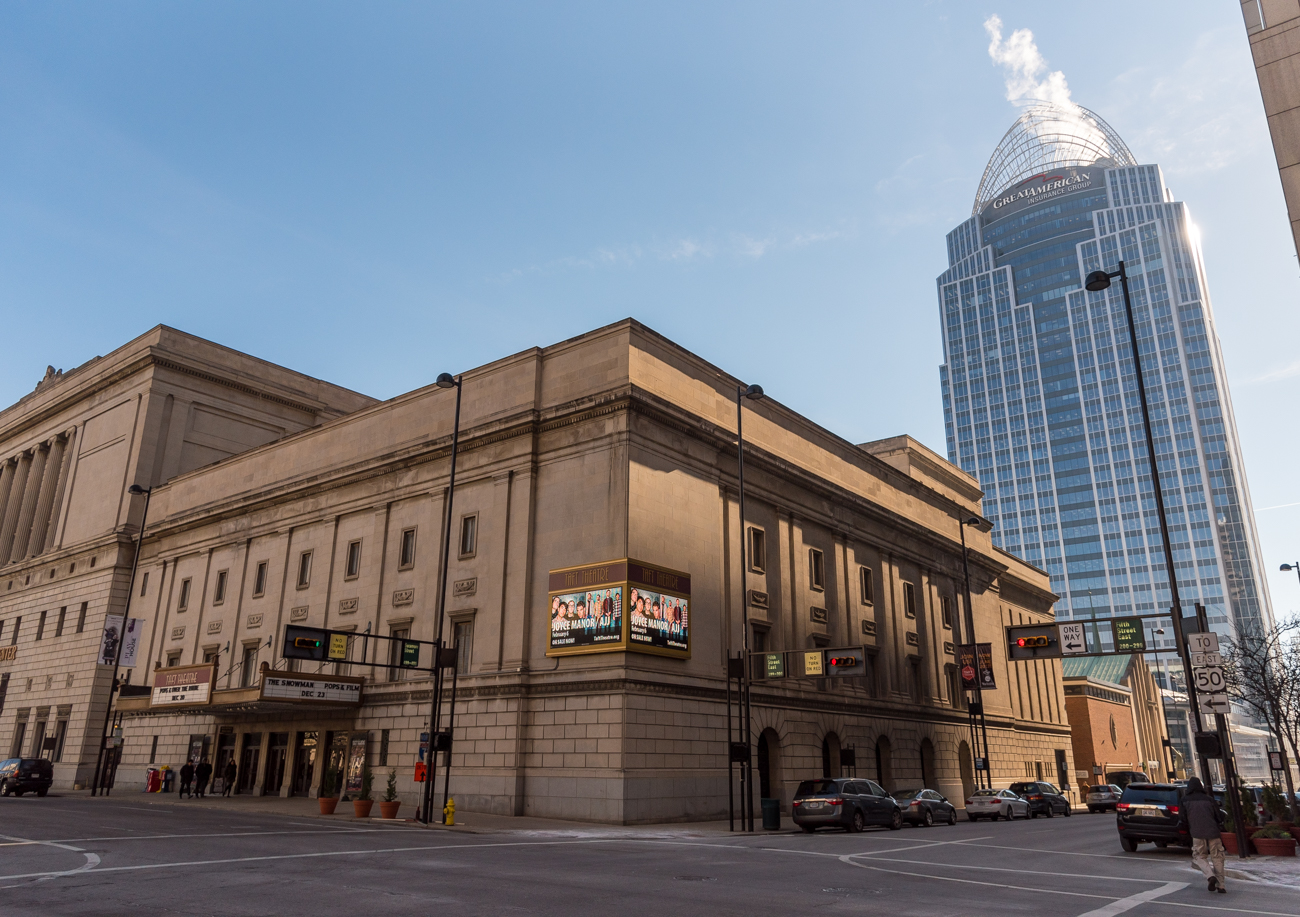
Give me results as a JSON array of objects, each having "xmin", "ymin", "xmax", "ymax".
[
  {"xmin": 761, "ymin": 797, "xmax": 781, "ymax": 830},
  {"xmin": 145, "ymin": 767, "xmax": 161, "ymax": 793}
]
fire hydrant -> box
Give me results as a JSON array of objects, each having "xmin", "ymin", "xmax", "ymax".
[{"xmin": 443, "ymin": 797, "xmax": 456, "ymax": 826}]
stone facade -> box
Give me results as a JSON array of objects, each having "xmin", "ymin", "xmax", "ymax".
[{"xmin": 2, "ymin": 319, "xmax": 1075, "ymax": 821}]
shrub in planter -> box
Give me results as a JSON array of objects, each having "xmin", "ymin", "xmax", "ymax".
[
  {"xmin": 353, "ymin": 764, "xmax": 374, "ymax": 818},
  {"xmin": 1252, "ymin": 824, "xmax": 1298, "ymax": 857},
  {"xmin": 1262, "ymin": 785, "xmax": 1292, "ymax": 826},
  {"xmin": 380, "ymin": 768, "xmax": 401, "ymax": 819},
  {"xmin": 319, "ymin": 766, "xmax": 341, "ymax": 815}
]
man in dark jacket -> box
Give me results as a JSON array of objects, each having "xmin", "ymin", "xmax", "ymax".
[
  {"xmin": 1181, "ymin": 777, "xmax": 1226, "ymax": 893},
  {"xmin": 179, "ymin": 761, "xmax": 195, "ymax": 799},
  {"xmin": 222, "ymin": 759, "xmax": 238, "ymax": 797},
  {"xmin": 194, "ymin": 758, "xmax": 212, "ymax": 798}
]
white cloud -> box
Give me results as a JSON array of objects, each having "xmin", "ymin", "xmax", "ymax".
[
  {"xmin": 1239, "ymin": 359, "xmax": 1300, "ymax": 386},
  {"xmin": 983, "ymin": 14, "xmax": 1076, "ymax": 110}
]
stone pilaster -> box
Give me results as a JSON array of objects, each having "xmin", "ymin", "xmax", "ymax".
[
  {"xmin": 24, "ymin": 435, "xmax": 66, "ymax": 559},
  {"xmin": 0, "ymin": 459, "xmax": 15, "ymax": 530},
  {"xmin": 9, "ymin": 443, "xmax": 49, "ymax": 564},
  {"xmin": 0, "ymin": 451, "xmax": 33, "ymax": 563}
]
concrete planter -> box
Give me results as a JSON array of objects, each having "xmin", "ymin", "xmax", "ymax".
[
  {"xmin": 318, "ymin": 796, "xmax": 339, "ymax": 815},
  {"xmin": 1253, "ymin": 837, "xmax": 1297, "ymax": 857},
  {"xmin": 1221, "ymin": 832, "xmax": 1251, "ymax": 855},
  {"xmin": 379, "ymin": 801, "xmax": 401, "ymax": 819},
  {"xmin": 352, "ymin": 799, "xmax": 374, "ymax": 818}
]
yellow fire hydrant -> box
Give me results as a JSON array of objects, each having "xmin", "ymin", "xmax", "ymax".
[{"xmin": 443, "ymin": 797, "xmax": 456, "ymax": 826}]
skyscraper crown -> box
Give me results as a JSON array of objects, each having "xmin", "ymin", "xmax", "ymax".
[{"xmin": 973, "ymin": 103, "xmax": 1136, "ymax": 215}]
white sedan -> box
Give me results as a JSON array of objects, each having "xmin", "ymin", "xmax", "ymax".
[{"xmin": 964, "ymin": 788, "xmax": 1031, "ymax": 821}]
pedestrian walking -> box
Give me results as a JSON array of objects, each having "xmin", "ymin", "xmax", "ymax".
[
  {"xmin": 1180, "ymin": 777, "xmax": 1227, "ymax": 894},
  {"xmin": 222, "ymin": 759, "xmax": 237, "ymax": 797},
  {"xmin": 194, "ymin": 758, "xmax": 212, "ymax": 798},
  {"xmin": 179, "ymin": 761, "xmax": 195, "ymax": 799}
]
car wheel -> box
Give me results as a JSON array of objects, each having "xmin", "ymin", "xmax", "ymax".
[
  {"xmin": 36, "ymin": 788, "xmax": 47, "ymax": 798},
  {"xmin": 1045, "ymin": 805, "xmax": 1054, "ymax": 818},
  {"xmin": 1029, "ymin": 807, "xmax": 1037, "ymax": 819},
  {"xmin": 0, "ymin": 780, "xmax": 8, "ymax": 797},
  {"xmin": 922, "ymin": 809, "xmax": 934, "ymax": 828},
  {"xmin": 967, "ymin": 814, "xmax": 979, "ymax": 822},
  {"xmin": 889, "ymin": 809, "xmax": 903, "ymax": 831},
  {"xmin": 946, "ymin": 808, "xmax": 956, "ymax": 826},
  {"xmin": 1088, "ymin": 806, "xmax": 1097, "ymax": 813},
  {"xmin": 1120, "ymin": 837, "xmax": 1139, "ymax": 853},
  {"xmin": 852, "ymin": 809, "xmax": 866, "ymax": 833},
  {"xmin": 13, "ymin": 789, "xmax": 23, "ymax": 797},
  {"xmin": 1062, "ymin": 804, "xmax": 1071, "ymax": 817},
  {"xmin": 801, "ymin": 825, "xmax": 816, "ymax": 834}
]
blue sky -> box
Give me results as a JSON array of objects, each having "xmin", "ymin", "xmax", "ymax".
[{"xmin": 4, "ymin": 2, "xmax": 1299, "ymax": 614}]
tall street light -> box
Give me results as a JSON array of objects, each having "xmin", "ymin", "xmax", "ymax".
[
  {"xmin": 421, "ymin": 371, "xmax": 462, "ymax": 826},
  {"xmin": 736, "ymin": 381, "xmax": 764, "ymax": 832},
  {"xmin": 1280, "ymin": 562, "xmax": 1300, "ymax": 588},
  {"xmin": 1085, "ymin": 263, "xmax": 1214, "ymax": 789},
  {"xmin": 91, "ymin": 483, "xmax": 151, "ymax": 796},
  {"xmin": 958, "ymin": 515, "xmax": 991, "ymax": 789}
]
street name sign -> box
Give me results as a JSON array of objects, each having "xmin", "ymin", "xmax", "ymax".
[
  {"xmin": 1111, "ymin": 617, "xmax": 1147, "ymax": 653},
  {"xmin": 1058, "ymin": 623, "xmax": 1087, "ymax": 655}
]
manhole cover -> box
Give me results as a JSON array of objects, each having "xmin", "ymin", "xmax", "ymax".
[{"xmin": 674, "ymin": 876, "xmax": 716, "ymax": 882}]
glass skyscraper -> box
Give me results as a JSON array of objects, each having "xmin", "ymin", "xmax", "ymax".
[{"xmin": 937, "ymin": 104, "xmax": 1274, "ymax": 661}]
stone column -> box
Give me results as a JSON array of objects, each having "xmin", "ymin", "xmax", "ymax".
[
  {"xmin": 0, "ymin": 451, "xmax": 33, "ymax": 564},
  {"xmin": 24, "ymin": 436, "xmax": 66, "ymax": 559},
  {"xmin": 9, "ymin": 443, "xmax": 49, "ymax": 564},
  {"xmin": 42, "ymin": 432, "xmax": 76, "ymax": 555},
  {"xmin": 0, "ymin": 460, "xmax": 16, "ymax": 532}
]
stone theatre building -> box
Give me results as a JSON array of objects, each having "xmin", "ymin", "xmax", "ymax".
[{"xmin": 0, "ymin": 320, "xmax": 1075, "ymax": 822}]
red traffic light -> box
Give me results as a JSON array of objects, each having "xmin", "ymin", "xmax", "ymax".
[
  {"xmin": 827, "ymin": 656, "xmax": 858, "ymax": 668},
  {"xmin": 1016, "ymin": 636, "xmax": 1050, "ymax": 648}
]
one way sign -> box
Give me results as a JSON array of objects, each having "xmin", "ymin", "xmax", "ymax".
[{"xmin": 1058, "ymin": 623, "xmax": 1087, "ymax": 656}]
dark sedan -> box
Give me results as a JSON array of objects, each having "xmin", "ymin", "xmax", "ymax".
[
  {"xmin": 893, "ymin": 788, "xmax": 958, "ymax": 826},
  {"xmin": 792, "ymin": 778, "xmax": 904, "ymax": 833},
  {"xmin": 1008, "ymin": 781, "xmax": 1072, "ymax": 818},
  {"xmin": 0, "ymin": 758, "xmax": 53, "ymax": 797}
]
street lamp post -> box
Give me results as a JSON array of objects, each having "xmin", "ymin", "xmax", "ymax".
[
  {"xmin": 421, "ymin": 372, "xmax": 462, "ymax": 826},
  {"xmin": 1280, "ymin": 562, "xmax": 1300, "ymax": 588},
  {"xmin": 1085, "ymin": 262, "xmax": 1215, "ymax": 791},
  {"xmin": 736, "ymin": 382, "xmax": 764, "ymax": 833},
  {"xmin": 91, "ymin": 483, "xmax": 151, "ymax": 797},
  {"xmin": 958, "ymin": 515, "xmax": 991, "ymax": 789}
]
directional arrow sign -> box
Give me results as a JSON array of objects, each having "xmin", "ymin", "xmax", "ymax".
[
  {"xmin": 1201, "ymin": 693, "xmax": 1231, "ymax": 716},
  {"xmin": 1058, "ymin": 623, "xmax": 1087, "ymax": 655}
]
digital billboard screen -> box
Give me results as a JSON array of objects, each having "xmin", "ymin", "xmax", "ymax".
[
  {"xmin": 550, "ymin": 587, "xmax": 624, "ymax": 651},
  {"xmin": 546, "ymin": 558, "xmax": 690, "ymax": 658}
]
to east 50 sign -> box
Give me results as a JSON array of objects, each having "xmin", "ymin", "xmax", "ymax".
[{"xmin": 547, "ymin": 558, "xmax": 691, "ymax": 659}]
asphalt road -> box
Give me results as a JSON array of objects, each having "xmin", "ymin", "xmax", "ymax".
[{"xmin": 1, "ymin": 797, "xmax": 1296, "ymax": 917}]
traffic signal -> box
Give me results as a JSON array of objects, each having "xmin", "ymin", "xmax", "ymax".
[
  {"xmin": 1194, "ymin": 732, "xmax": 1223, "ymax": 758},
  {"xmin": 294, "ymin": 637, "xmax": 322, "ymax": 650},
  {"xmin": 827, "ymin": 656, "xmax": 858, "ymax": 669},
  {"xmin": 283, "ymin": 625, "xmax": 330, "ymax": 661},
  {"xmin": 1016, "ymin": 635, "xmax": 1050, "ymax": 648}
]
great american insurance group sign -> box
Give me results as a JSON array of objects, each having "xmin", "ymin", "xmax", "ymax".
[{"xmin": 981, "ymin": 167, "xmax": 1098, "ymax": 218}]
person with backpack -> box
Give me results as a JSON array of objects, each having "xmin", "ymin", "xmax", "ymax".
[{"xmin": 1181, "ymin": 777, "xmax": 1227, "ymax": 894}]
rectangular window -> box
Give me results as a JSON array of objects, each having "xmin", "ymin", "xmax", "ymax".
[
  {"xmin": 388, "ymin": 628, "xmax": 410, "ymax": 682},
  {"xmin": 454, "ymin": 620, "xmax": 473, "ymax": 673},
  {"xmin": 859, "ymin": 566, "xmax": 874, "ymax": 605},
  {"xmin": 399, "ymin": 528, "xmax": 417, "ymax": 569},
  {"xmin": 941, "ymin": 596, "xmax": 953, "ymax": 629},
  {"xmin": 904, "ymin": 582, "xmax": 917, "ymax": 618},
  {"xmin": 166, "ymin": 650, "xmax": 182, "ymax": 667},
  {"xmin": 140, "ymin": 571, "xmax": 149, "ymax": 597},
  {"xmin": 253, "ymin": 561, "xmax": 269, "ymax": 597},
  {"xmin": 178, "ymin": 578, "xmax": 192, "ymax": 611},
  {"xmin": 30, "ymin": 719, "xmax": 47, "ymax": 758},
  {"xmin": 747, "ymin": 527, "xmax": 766, "ymax": 573},
  {"xmin": 11, "ymin": 721, "xmax": 26, "ymax": 759},
  {"xmin": 35, "ymin": 610, "xmax": 47, "ymax": 641},
  {"xmin": 202, "ymin": 647, "xmax": 218, "ymax": 664},
  {"xmin": 240, "ymin": 644, "xmax": 259, "ymax": 688},
  {"xmin": 213, "ymin": 570, "xmax": 228, "ymax": 605},
  {"xmin": 297, "ymin": 552, "xmax": 312, "ymax": 589},
  {"xmin": 345, "ymin": 541, "xmax": 362, "ymax": 579},
  {"xmin": 55, "ymin": 607, "xmax": 66, "ymax": 638},
  {"xmin": 52, "ymin": 718, "xmax": 68, "ymax": 762},
  {"xmin": 9, "ymin": 617, "xmax": 19, "ymax": 645},
  {"xmin": 75, "ymin": 603, "xmax": 86, "ymax": 634},
  {"xmin": 0, "ymin": 621, "xmax": 4, "ymax": 643},
  {"xmin": 150, "ymin": 735, "xmax": 159, "ymax": 763},
  {"xmin": 809, "ymin": 548, "xmax": 825, "ymax": 591},
  {"xmin": 752, "ymin": 625, "xmax": 768, "ymax": 654},
  {"xmin": 459, "ymin": 515, "xmax": 478, "ymax": 557},
  {"xmin": 379, "ymin": 729, "xmax": 390, "ymax": 767}
]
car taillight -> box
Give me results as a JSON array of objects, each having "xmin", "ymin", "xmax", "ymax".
[
  {"xmin": 792, "ymin": 800, "xmax": 801, "ymax": 807},
  {"xmin": 1168, "ymin": 805, "xmax": 1179, "ymax": 815},
  {"xmin": 828, "ymin": 798, "xmax": 843, "ymax": 805},
  {"xmin": 1116, "ymin": 802, "xmax": 1130, "ymax": 810},
  {"xmin": 1029, "ymin": 795, "xmax": 1041, "ymax": 801},
  {"xmin": 910, "ymin": 801, "xmax": 921, "ymax": 807},
  {"xmin": 966, "ymin": 799, "xmax": 974, "ymax": 805}
]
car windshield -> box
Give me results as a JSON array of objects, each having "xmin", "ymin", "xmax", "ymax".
[
  {"xmin": 971, "ymin": 790, "xmax": 999, "ymax": 797},
  {"xmin": 1088, "ymin": 785, "xmax": 1112, "ymax": 792},
  {"xmin": 893, "ymin": 789, "xmax": 923, "ymax": 799},
  {"xmin": 1008, "ymin": 783, "xmax": 1035, "ymax": 794},
  {"xmin": 1120, "ymin": 787, "xmax": 1179, "ymax": 805},
  {"xmin": 796, "ymin": 780, "xmax": 841, "ymax": 797}
]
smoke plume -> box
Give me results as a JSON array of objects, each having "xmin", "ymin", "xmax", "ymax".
[{"xmin": 984, "ymin": 15, "xmax": 1076, "ymax": 110}]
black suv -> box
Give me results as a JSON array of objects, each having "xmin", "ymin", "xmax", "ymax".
[
  {"xmin": 1116, "ymin": 783, "xmax": 1191, "ymax": 851},
  {"xmin": 0, "ymin": 758, "xmax": 54, "ymax": 797},
  {"xmin": 792, "ymin": 778, "xmax": 904, "ymax": 833},
  {"xmin": 1008, "ymin": 781, "xmax": 1071, "ymax": 818}
]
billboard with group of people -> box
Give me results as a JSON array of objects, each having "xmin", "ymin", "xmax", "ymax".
[{"xmin": 547, "ymin": 559, "xmax": 690, "ymax": 659}]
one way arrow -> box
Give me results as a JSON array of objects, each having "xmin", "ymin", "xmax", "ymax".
[{"xmin": 1066, "ymin": 641, "xmax": 1083, "ymax": 651}]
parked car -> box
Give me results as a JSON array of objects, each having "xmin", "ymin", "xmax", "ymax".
[
  {"xmin": 1008, "ymin": 781, "xmax": 1071, "ymax": 818},
  {"xmin": 893, "ymin": 788, "xmax": 958, "ymax": 827},
  {"xmin": 792, "ymin": 778, "xmax": 903, "ymax": 833},
  {"xmin": 964, "ymin": 788, "xmax": 1030, "ymax": 821},
  {"xmin": 1105, "ymin": 771, "xmax": 1150, "ymax": 790},
  {"xmin": 1212, "ymin": 784, "xmax": 1271, "ymax": 825},
  {"xmin": 0, "ymin": 758, "xmax": 53, "ymax": 797},
  {"xmin": 1086, "ymin": 784, "xmax": 1123, "ymax": 813},
  {"xmin": 1116, "ymin": 783, "xmax": 1192, "ymax": 852}
]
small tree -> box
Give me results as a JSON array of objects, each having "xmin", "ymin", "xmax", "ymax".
[
  {"xmin": 321, "ymin": 765, "xmax": 340, "ymax": 799},
  {"xmin": 357, "ymin": 763, "xmax": 373, "ymax": 802},
  {"xmin": 383, "ymin": 769, "xmax": 399, "ymax": 803},
  {"xmin": 1223, "ymin": 618, "xmax": 1300, "ymax": 822}
]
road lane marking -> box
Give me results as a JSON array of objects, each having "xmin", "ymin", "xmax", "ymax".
[
  {"xmin": 46, "ymin": 828, "xmax": 388, "ymax": 843},
  {"xmin": 846, "ymin": 852, "xmax": 1179, "ymax": 883},
  {"xmin": 0, "ymin": 833, "xmax": 101, "ymax": 887},
  {"xmin": 1075, "ymin": 883, "xmax": 1185, "ymax": 917}
]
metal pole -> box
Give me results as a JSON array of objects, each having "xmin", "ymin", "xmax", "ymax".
[
  {"xmin": 441, "ymin": 640, "xmax": 460, "ymax": 824},
  {"xmin": 422, "ymin": 376, "xmax": 462, "ymax": 825},
  {"xmin": 91, "ymin": 486, "xmax": 151, "ymax": 796},
  {"xmin": 1113, "ymin": 261, "xmax": 1213, "ymax": 789},
  {"xmin": 958, "ymin": 520, "xmax": 990, "ymax": 789},
  {"xmin": 727, "ymin": 653, "xmax": 735, "ymax": 832},
  {"xmin": 737, "ymin": 386, "xmax": 754, "ymax": 832}
]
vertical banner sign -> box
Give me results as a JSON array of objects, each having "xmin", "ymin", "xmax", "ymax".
[
  {"xmin": 345, "ymin": 734, "xmax": 367, "ymax": 794},
  {"xmin": 99, "ymin": 616, "xmax": 144, "ymax": 667},
  {"xmin": 976, "ymin": 643, "xmax": 996, "ymax": 690},
  {"xmin": 957, "ymin": 644, "xmax": 978, "ymax": 690}
]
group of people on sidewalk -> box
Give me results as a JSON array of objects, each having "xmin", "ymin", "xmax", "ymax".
[{"xmin": 176, "ymin": 758, "xmax": 239, "ymax": 799}]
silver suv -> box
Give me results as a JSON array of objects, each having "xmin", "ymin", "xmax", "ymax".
[{"xmin": 1086, "ymin": 784, "xmax": 1122, "ymax": 813}]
